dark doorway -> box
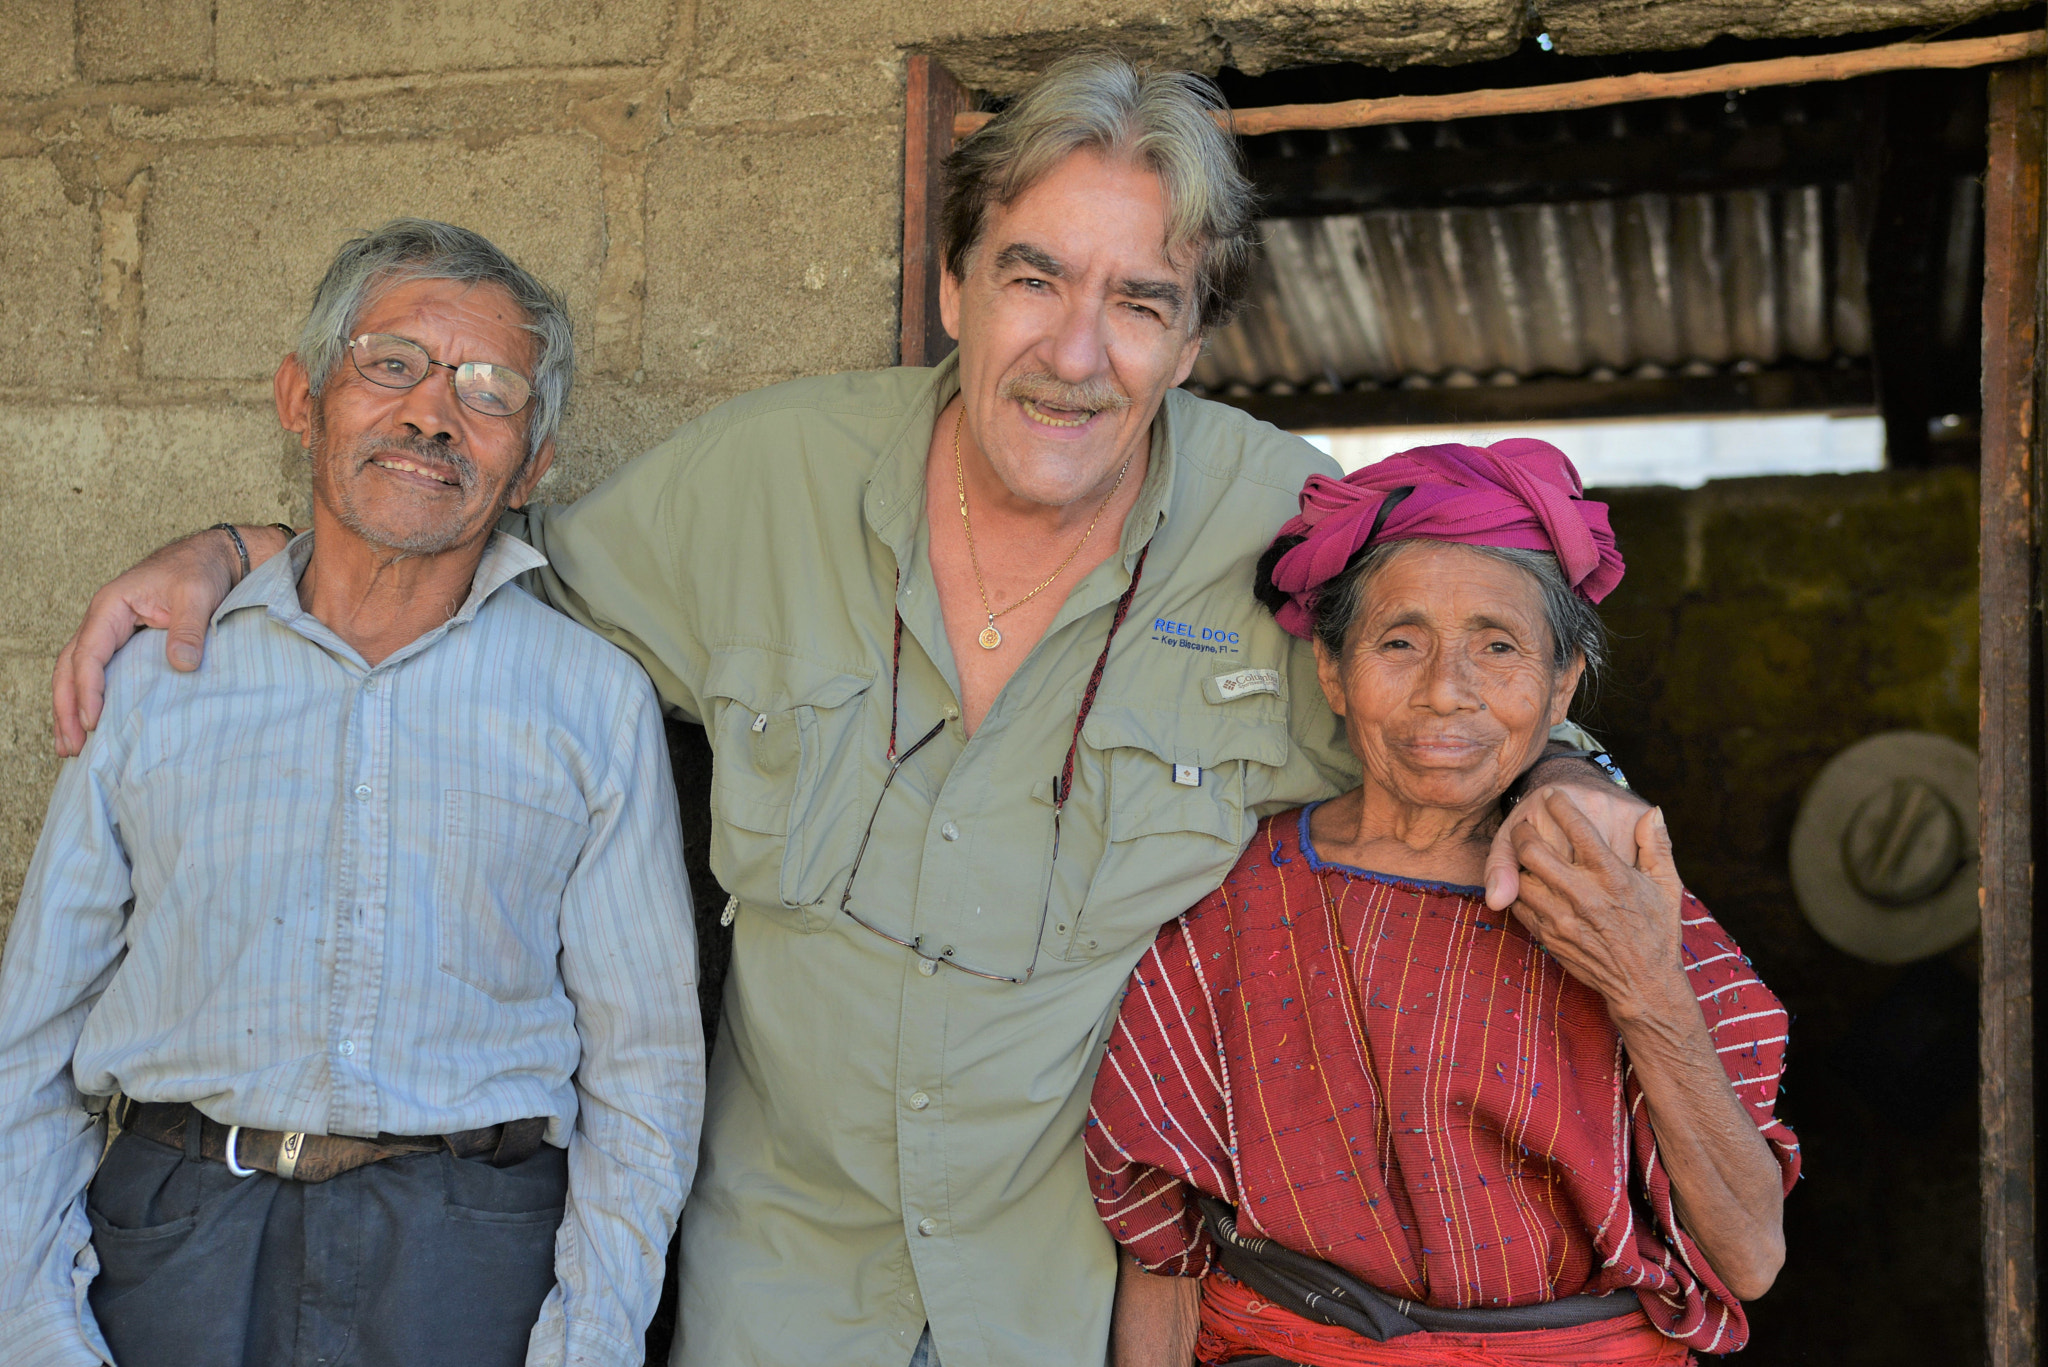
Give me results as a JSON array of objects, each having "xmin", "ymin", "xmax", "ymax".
[{"xmin": 1199, "ymin": 43, "xmax": 1999, "ymax": 1366}]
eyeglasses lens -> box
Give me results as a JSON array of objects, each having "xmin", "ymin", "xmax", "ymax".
[
  {"xmin": 350, "ymin": 335, "xmax": 431, "ymax": 389},
  {"xmin": 453, "ymin": 362, "xmax": 530, "ymax": 418}
]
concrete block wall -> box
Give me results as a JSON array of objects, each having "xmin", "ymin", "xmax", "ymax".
[
  {"xmin": 0, "ymin": 0, "xmax": 2026, "ymax": 927},
  {"xmin": 0, "ymin": 0, "xmax": 902, "ymax": 926}
]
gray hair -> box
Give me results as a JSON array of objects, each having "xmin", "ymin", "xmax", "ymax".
[
  {"xmin": 1294, "ymin": 540, "xmax": 1609, "ymax": 689},
  {"xmin": 940, "ymin": 52, "xmax": 1257, "ymax": 332},
  {"xmin": 294, "ymin": 218, "xmax": 572, "ymax": 459}
]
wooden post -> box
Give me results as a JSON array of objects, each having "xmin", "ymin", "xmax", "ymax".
[
  {"xmin": 901, "ymin": 56, "xmax": 969, "ymax": 368},
  {"xmin": 1981, "ymin": 57, "xmax": 2044, "ymax": 1367}
]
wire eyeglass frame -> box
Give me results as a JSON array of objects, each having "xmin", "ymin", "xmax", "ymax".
[
  {"xmin": 346, "ymin": 332, "xmax": 534, "ymax": 418},
  {"xmin": 834, "ymin": 547, "xmax": 1149, "ymax": 985}
]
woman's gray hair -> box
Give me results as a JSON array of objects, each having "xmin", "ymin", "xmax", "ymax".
[
  {"xmin": 1301, "ymin": 540, "xmax": 1609, "ymax": 687},
  {"xmin": 294, "ymin": 218, "xmax": 572, "ymax": 460},
  {"xmin": 940, "ymin": 52, "xmax": 1257, "ymax": 332}
]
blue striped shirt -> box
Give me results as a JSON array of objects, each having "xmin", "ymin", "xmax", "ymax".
[{"xmin": 0, "ymin": 533, "xmax": 705, "ymax": 1366}]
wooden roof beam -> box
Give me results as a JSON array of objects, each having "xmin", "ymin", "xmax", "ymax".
[{"xmin": 951, "ymin": 31, "xmax": 2046, "ymax": 140}]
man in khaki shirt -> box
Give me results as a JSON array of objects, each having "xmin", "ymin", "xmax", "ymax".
[{"xmin": 53, "ymin": 55, "xmax": 1642, "ymax": 1367}]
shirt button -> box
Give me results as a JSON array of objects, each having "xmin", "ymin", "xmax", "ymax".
[
  {"xmin": 353, "ymin": 784, "xmax": 372, "ymax": 801},
  {"xmin": 337, "ymin": 1039, "xmax": 355, "ymax": 1057},
  {"xmin": 909, "ymin": 1091, "xmax": 930, "ymax": 1110},
  {"xmin": 363, "ymin": 677, "xmax": 377, "ymax": 691},
  {"xmin": 940, "ymin": 822, "xmax": 959, "ymax": 842},
  {"xmin": 917, "ymin": 1217, "xmax": 937, "ymax": 1237}
]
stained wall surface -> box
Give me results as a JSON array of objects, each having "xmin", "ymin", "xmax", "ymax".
[{"xmin": 0, "ymin": 0, "xmax": 2024, "ymax": 929}]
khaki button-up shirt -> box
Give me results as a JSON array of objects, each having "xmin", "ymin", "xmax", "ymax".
[{"xmin": 512, "ymin": 358, "xmax": 1358, "ymax": 1366}]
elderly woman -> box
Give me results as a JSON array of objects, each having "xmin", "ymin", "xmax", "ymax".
[{"xmin": 1087, "ymin": 440, "xmax": 1797, "ymax": 1367}]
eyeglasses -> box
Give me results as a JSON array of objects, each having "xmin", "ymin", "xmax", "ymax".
[
  {"xmin": 347, "ymin": 333, "xmax": 534, "ymax": 418},
  {"xmin": 836, "ymin": 547, "xmax": 1151, "ymax": 984}
]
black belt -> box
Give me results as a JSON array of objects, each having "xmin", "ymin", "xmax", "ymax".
[
  {"xmin": 120, "ymin": 1100, "xmax": 547, "ymax": 1184},
  {"xmin": 1198, "ymin": 1195, "xmax": 1642, "ymax": 1347}
]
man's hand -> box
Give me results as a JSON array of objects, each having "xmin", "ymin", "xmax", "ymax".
[
  {"xmin": 1507, "ymin": 799, "xmax": 1685, "ymax": 1013},
  {"xmin": 1483, "ymin": 757, "xmax": 1650, "ymax": 911},
  {"xmin": 52, "ymin": 527, "xmax": 287, "ymax": 756}
]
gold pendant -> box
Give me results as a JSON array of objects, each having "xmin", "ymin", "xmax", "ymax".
[{"xmin": 979, "ymin": 621, "xmax": 1003, "ymax": 650}]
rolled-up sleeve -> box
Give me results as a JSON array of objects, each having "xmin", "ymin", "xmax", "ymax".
[
  {"xmin": 0, "ymin": 740, "xmax": 136, "ymax": 1367},
  {"xmin": 524, "ymin": 665, "xmax": 705, "ymax": 1366}
]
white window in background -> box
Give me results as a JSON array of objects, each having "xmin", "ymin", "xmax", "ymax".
[{"xmin": 1300, "ymin": 413, "xmax": 1887, "ymax": 489}]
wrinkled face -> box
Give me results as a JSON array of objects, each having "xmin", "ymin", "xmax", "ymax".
[
  {"xmin": 940, "ymin": 148, "xmax": 1206, "ymax": 509},
  {"xmin": 1317, "ymin": 542, "xmax": 1584, "ymax": 815},
  {"xmin": 284, "ymin": 276, "xmax": 552, "ymax": 556}
]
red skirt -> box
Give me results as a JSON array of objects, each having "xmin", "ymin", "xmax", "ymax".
[{"xmin": 1198, "ymin": 1272, "xmax": 1694, "ymax": 1367}]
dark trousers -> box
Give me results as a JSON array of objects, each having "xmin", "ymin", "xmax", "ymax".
[{"xmin": 86, "ymin": 1127, "xmax": 568, "ymax": 1367}]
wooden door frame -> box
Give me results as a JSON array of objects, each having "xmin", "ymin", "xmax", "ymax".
[
  {"xmin": 900, "ymin": 50, "xmax": 2048, "ymax": 1362},
  {"xmin": 900, "ymin": 56, "xmax": 968, "ymax": 368},
  {"xmin": 1983, "ymin": 57, "xmax": 2045, "ymax": 1367}
]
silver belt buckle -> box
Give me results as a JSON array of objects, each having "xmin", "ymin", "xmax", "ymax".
[
  {"xmin": 275, "ymin": 1131, "xmax": 305, "ymax": 1181},
  {"xmin": 226, "ymin": 1125, "xmax": 306, "ymax": 1180}
]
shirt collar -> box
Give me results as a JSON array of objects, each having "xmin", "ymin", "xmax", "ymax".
[
  {"xmin": 1120, "ymin": 389, "xmax": 1177, "ymax": 561},
  {"xmin": 862, "ymin": 352, "xmax": 1181, "ymax": 570},
  {"xmin": 214, "ymin": 529, "xmax": 549, "ymax": 638}
]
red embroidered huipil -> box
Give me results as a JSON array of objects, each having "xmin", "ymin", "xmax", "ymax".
[{"xmin": 1087, "ymin": 807, "xmax": 1799, "ymax": 1357}]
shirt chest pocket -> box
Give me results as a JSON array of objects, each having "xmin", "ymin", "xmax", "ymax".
[
  {"xmin": 435, "ymin": 791, "xmax": 586, "ymax": 1003},
  {"xmin": 1055, "ymin": 704, "xmax": 1291, "ymax": 963},
  {"xmin": 702, "ymin": 646, "xmax": 873, "ymax": 926}
]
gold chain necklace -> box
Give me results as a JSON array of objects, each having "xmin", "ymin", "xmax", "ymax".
[{"xmin": 954, "ymin": 409, "xmax": 1134, "ymax": 650}]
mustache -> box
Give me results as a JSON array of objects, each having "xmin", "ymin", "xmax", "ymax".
[
  {"xmin": 352, "ymin": 435, "xmax": 477, "ymax": 490},
  {"xmin": 998, "ymin": 371, "xmax": 1132, "ymax": 415}
]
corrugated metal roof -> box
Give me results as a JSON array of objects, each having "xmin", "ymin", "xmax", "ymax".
[{"xmin": 1189, "ymin": 181, "xmax": 1946, "ymax": 396}]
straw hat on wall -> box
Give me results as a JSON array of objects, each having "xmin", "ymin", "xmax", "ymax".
[{"xmin": 1789, "ymin": 731, "xmax": 1979, "ymax": 965}]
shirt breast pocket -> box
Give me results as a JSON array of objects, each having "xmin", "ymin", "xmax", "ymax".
[
  {"xmin": 435, "ymin": 790, "xmax": 586, "ymax": 1003},
  {"xmin": 1055, "ymin": 705, "xmax": 1291, "ymax": 962},
  {"xmin": 701, "ymin": 646, "xmax": 873, "ymax": 927}
]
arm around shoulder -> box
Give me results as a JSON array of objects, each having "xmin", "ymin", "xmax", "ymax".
[{"xmin": 51, "ymin": 524, "xmax": 287, "ymax": 756}]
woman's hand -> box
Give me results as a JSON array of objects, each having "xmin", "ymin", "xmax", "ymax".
[{"xmin": 1510, "ymin": 797, "xmax": 1786, "ymax": 1302}]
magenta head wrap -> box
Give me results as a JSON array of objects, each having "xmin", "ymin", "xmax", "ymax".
[{"xmin": 1266, "ymin": 437, "xmax": 1625, "ymax": 641}]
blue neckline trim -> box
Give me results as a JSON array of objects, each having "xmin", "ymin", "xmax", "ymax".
[{"xmin": 1293, "ymin": 802, "xmax": 1488, "ymax": 898}]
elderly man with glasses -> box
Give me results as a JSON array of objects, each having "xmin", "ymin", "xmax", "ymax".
[
  {"xmin": 1, "ymin": 220, "xmax": 704, "ymax": 1367},
  {"xmin": 48, "ymin": 59, "xmax": 1646, "ymax": 1367}
]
